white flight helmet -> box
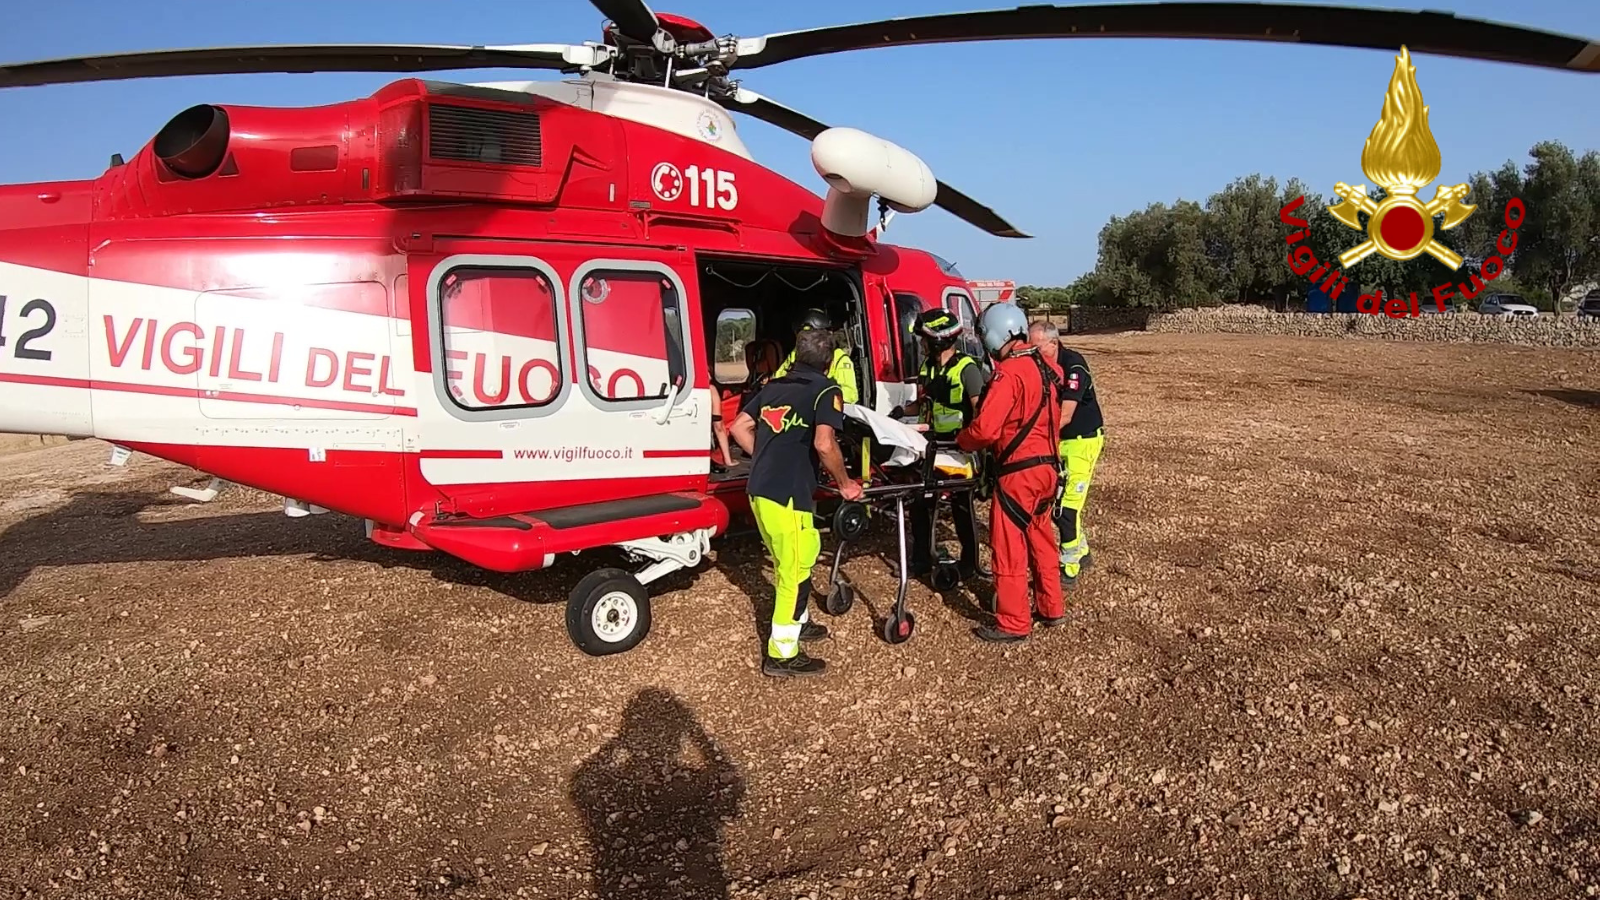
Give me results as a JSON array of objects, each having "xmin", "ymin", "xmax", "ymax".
[{"xmin": 977, "ymin": 302, "xmax": 1029, "ymax": 357}]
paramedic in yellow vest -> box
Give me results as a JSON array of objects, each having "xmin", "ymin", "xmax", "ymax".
[
  {"xmin": 1029, "ymin": 320, "xmax": 1105, "ymax": 584},
  {"xmin": 730, "ymin": 329, "xmax": 864, "ymax": 678},
  {"xmin": 896, "ymin": 308, "xmax": 989, "ymax": 579},
  {"xmin": 774, "ymin": 308, "xmax": 859, "ymax": 405}
]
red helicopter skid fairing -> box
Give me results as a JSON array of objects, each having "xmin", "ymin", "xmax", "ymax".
[{"xmin": 2, "ymin": 0, "xmax": 1591, "ymax": 654}]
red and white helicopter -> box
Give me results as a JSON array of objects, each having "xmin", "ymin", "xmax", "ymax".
[{"xmin": 0, "ymin": 1, "xmax": 1594, "ymax": 654}]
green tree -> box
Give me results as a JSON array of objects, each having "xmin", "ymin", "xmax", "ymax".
[
  {"xmin": 713, "ymin": 311, "xmax": 754, "ymax": 362},
  {"xmin": 1020, "ymin": 138, "xmax": 1600, "ymax": 312},
  {"xmin": 1018, "ymin": 272, "xmax": 1105, "ymax": 310},
  {"xmin": 1204, "ymin": 174, "xmax": 1292, "ymax": 305},
  {"xmin": 1517, "ymin": 141, "xmax": 1600, "ymax": 315},
  {"xmin": 1062, "ymin": 271, "xmax": 1107, "ymax": 307},
  {"xmin": 1455, "ymin": 160, "xmax": 1525, "ymax": 270},
  {"xmin": 1096, "ymin": 201, "xmax": 1218, "ymax": 309}
]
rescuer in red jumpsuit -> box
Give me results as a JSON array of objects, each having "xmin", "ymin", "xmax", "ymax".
[{"xmin": 956, "ymin": 303, "xmax": 1066, "ymax": 642}]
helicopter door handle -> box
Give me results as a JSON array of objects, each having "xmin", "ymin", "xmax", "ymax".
[{"xmin": 651, "ymin": 377, "xmax": 685, "ymax": 425}]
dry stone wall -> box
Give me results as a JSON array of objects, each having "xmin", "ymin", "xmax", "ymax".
[{"xmin": 1146, "ymin": 307, "xmax": 1600, "ymax": 348}]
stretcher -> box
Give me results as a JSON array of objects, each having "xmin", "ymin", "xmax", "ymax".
[{"xmin": 816, "ymin": 405, "xmax": 987, "ymax": 645}]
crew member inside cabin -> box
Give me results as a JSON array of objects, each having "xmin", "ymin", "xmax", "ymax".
[
  {"xmin": 1029, "ymin": 320, "xmax": 1105, "ymax": 585},
  {"xmin": 895, "ymin": 308, "xmax": 990, "ymax": 580},
  {"xmin": 710, "ymin": 388, "xmax": 735, "ymax": 474},
  {"xmin": 955, "ymin": 303, "xmax": 1066, "ymax": 643},
  {"xmin": 773, "ymin": 308, "xmax": 859, "ymax": 405},
  {"xmin": 729, "ymin": 329, "xmax": 864, "ymax": 678},
  {"xmin": 712, "ymin": 339, "xmax": 782, "ymax": 470}
]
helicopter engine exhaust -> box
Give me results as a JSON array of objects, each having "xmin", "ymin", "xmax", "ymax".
[
  {"xmin": 810, "ymin": 128, "xmax": 936, "ymax": 238},
  {"xmin": 153, "ymin": 104, "xmax": 231, "ymax": 179}
]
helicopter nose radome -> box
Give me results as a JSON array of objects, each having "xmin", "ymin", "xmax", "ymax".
[{"xmin": 810, "ymin": 127, "xmax": 936, "ymax": 237}]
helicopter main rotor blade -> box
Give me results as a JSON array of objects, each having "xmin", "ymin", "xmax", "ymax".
[
  {"xmin": 727, "ymin": 3, "xmax": 1600, "ymax": 75},
  {"xmin": 589, "ymin": 0, "xmax": 661, "ymax": 44},
  {"xmin": 718, "ymin": 89, "xmax": 1031, "ymax": 239},
  {"xmin": 0, "ymin": 43, "xmax": 609, "ymax": 89}
]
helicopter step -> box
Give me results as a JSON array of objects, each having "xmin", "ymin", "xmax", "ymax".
[{"xmin": 402, "ymin": 493, "xmax": 729, "ymax": 656}]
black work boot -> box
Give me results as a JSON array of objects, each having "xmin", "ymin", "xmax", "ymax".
[
  {"xmin": 762, "ymin": 653, "xmax": 827, "ymax": 677},
  {"xmin": 800, "ymin": 622, "xmax": 830, "ymax": 642},
  {"xmin": 972, "ymin": 624, "xmax": 1027, "ymax": 644},
  {"xmin": 1035, "ymin": 611, "xmax": 1068, "ymax": 628}
]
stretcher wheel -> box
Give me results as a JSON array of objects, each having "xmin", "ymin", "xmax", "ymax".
[
  {"xmin": 565, "ymin": 568, "xmax": 651, "ymax": 657},
  {"xmin": 833, "ymin": 501, "xmax": 870, "ymax": 542},
  {"xmin": 881, "ymin": 610, "xmax": 916, "ymax": 645},
  {"xmin": 930, "ymin": 562, "xmax": 962, "ymax": 593},
  {"xmin": 823, "ymin": 582, "xmax": 856, "ymax": 616}
]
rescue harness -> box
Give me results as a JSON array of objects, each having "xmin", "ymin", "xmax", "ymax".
[{"xmin": 989, "ymin": 349, "xmax": 1065, "ymax": 533}]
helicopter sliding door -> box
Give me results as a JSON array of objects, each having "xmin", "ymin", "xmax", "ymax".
[{"xmin": 410, "ymin": 240, "xmax": 705, "ymax": 519}]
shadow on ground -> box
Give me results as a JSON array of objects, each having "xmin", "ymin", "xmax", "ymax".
[
  {"xmin": 0, "ymin": 489, "xmax": 700, "ymax": 603},
  {"xmin": 1528, "ymin": 388, "xmax": 1600, "ymax": 409},
  {"xmin": 571, "ymin": 687, "xmax": 745, "ymax": 899}
]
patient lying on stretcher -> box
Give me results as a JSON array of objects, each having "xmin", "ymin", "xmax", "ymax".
[{"xmin": 839, "ymin": 403, "xmax": 978, "ymax": 480}]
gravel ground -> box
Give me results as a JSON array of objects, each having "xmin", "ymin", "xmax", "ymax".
[{"xmin": 2, "ymin": 332, "xmax": 1598, "ymax": 900}]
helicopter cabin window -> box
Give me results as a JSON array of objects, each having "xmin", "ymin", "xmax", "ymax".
[
  {"xmin": 944, "ymin": 289, "xmax": 985, "ymax": 362},
  {"xmin": 438, "ymin": 266, "xmax": 562, "ymax": 410},
  {"xmin": 892, "ymin": 292, "xmax": 928, "ymax": 381},
  {"xmin": 577, "ymin": 270, "xmax": 686, "ymax": 402},
  {"xmin": 713, "ymin": 309, "xmax": 756, "ymax": 386}
]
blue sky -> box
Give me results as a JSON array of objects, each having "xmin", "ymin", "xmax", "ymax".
[{"xmin": 1, "ymin": 0, "xmax": 1596, "ymax": 285}]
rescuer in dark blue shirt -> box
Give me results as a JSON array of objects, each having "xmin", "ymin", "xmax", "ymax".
[
  {"xmin": 1030, "ymin": 320, "xmax": 1105, "ymax": 584},
  {"xmin": 730, "ymin": 329, "xmax": 863, "ymax": 677}
]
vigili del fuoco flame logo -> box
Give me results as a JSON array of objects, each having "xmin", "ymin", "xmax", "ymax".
[
  {"xmin": 1329, "ymin": 46, "xmax": 1475, "ymax": 269},
  {"xmin": 1279, "ymin": 46, "xmax": 1528, "ymax": 317}
]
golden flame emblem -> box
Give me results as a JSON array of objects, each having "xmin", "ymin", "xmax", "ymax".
[{"xmin": 1327, "ymin": 47, "xmax": 1475, "ymax": 269}]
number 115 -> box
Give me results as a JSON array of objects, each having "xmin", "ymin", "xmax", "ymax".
[{"xmin": 685, "ymin": 165, "xmax": 738, "ymax": 211}]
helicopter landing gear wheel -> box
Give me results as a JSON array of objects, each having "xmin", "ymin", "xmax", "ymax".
[
  {"xmin": 881, "ymin": 609, "xmax": 916, "ymax": 645},
  {"xmin": 822, "ymin": 582, "xmax": 856, "ymax": 616},
  {"xmin": 566, "ymin": 568, "xmax": 652, "ymax": 657},
  {"xmin": 930, "ymin": 561, "xmax": 962, "ymax": 593}
]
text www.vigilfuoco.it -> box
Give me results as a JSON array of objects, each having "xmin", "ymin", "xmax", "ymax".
[{"xmin": 511, "ymin": 447, "xmax": 637, "ymax": 462}]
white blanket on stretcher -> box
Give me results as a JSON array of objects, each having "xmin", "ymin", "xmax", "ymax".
[{"xmin": 842, "ymin": 404, "xmax": 975, "ymax": 477}]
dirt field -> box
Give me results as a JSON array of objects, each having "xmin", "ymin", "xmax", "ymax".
[{"xmin": 3, "ymin": 332, "xmax": 1598, "ymax": 900}]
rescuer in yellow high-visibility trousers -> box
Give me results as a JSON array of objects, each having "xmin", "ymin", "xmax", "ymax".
[
  {"xmin": 1030, "ymin": 320, "xmax": 1105, "ymax": 584},
  {"xmin": 731, "ymin": 329, "xmax": 863, "ymax": 677},
  {"xmin": 749, "ymin": 496, "xmax": 821, "ymax": 660},
  {"xmin": 1056, "ymin": 432, "xmax": 1104, "ymax": 580}
]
